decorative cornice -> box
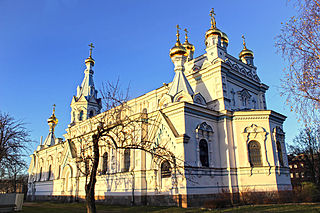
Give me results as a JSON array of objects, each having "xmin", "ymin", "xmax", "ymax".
[{"xmin": 233, "ymin": 116, "xmax": 268, "ymax": 121}]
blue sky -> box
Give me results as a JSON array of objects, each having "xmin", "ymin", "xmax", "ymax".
[{"xmin": 0, "ymin": 0, "xmax": 301, "ymax": 157}]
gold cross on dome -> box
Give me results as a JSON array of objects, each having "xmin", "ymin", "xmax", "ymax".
[
  {"xmin": 176, "ymin": 25, "xmax": 181, "ymax": 43},
  {"xmin": 242, "ymin": 35, "xmax": 247, "ymax": 49},
  {"xmin": 52, "ymin": 104, "xmax": 56, "ymax": 115},
  {"xmin": 88, "ymin": 43, "xmax": 95, "ymax": 57},
  {"xmin": 184, "ymin": 28, "xmax": 189, "ymax": 41},
  {"xmin": 209, "ymin": 8, "xmax": 216, "ymax": 28}
]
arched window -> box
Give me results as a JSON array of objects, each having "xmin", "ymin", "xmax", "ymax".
[
  {"xmin": 39, "ymin": 167, "xmax": 42, "ymax": 181},
  {"xmin": 248, "ymin": 141, "xmax": 262, "ymax": 167},
  {"xmin": 47, "ymin": 165, "xmax": 52, "ymax": 180},
  {"xmin": 161, "ymin": 160, "xmax": 171, "ymax": 178},
  {"xmin": 123, "ymin": 149, "xmax": 130, "ymax": 172},
  {"xmin": 199, "ymin": 139, "xmax": 209, "ymax": 167},
  {"xmin": 102, "ymin": 152, "xmax": 108, "ymax": 174},
  {"xmin": 79, "ymin": 110, "xmax": 84, "ymax": 121},
  {"xmin": 89, "ymin": 110, "xmax": 94, "ymax": 118},
  {"xmin": 277, "ymin": 141, "xmax": 283, "ymax": 166}
]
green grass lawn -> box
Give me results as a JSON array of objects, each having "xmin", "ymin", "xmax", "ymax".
[{"xmin": 21, "ymin": 202, "xmax": 320, "ymax": 213}]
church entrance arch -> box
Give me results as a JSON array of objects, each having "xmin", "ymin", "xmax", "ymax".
[{"xmin": 62, "ymin": 165, "xmax": 73, "ymax": 194}]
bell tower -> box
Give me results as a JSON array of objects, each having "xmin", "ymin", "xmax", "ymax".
[{"xmin": 70, "ymin": 43, "xmax": 102, "ymax": 126}]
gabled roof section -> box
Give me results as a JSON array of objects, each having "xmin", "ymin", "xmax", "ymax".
[
  {"xmin": 149, "ymin": 110, "xmax": 179, "ymax": 141},
  {"xmin": 168, "ymin": 70, "xmax": 194, "ymax": 98},
  {"xmin": 43, "ymin": 131, "xmax": 56, "ymax": 147}
]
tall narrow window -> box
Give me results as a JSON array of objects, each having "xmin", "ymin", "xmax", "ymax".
[
  {"xmin": 102, "ymin": 152, "xmax": 108, "ymax": 175},
  {"xmin": 47, "ymin": 165, "xmax": 52, "ymax": 180},
  {"xmin": 79, "ymin": 110, "xmax": 84, "ymax": 121},
  {"xmin": 199, "ymin": 139, "xmax": 209, "ymax": 167},
  {"xmin": 248, "ymin": 141, "xmax": 262, "ymax": 167},
  {"xmin": 58, "ymin": 165, "xmax": 61, "ymax": 179},
  {"xmin": 89, "ymin": 110, "xmax": 94, "ymax": 118},
  {"xmin": 39, "ymin": 167, "xmax": 42, "ymax": 181},
  {"xmin": 161, "ymin": 160, "xmax": 171, "ymax": 178},
  {"xmin": 123, "ymin": 149, "xmax": 130, "ymax": 172},
  {"xmin": 277, "ymin": 141, "xmax": 283, "ymax": 166}
]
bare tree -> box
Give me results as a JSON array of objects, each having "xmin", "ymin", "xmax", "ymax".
[
  {"xmin": 289, "ymin": 126, "xmax": 320, "ymax": 186},
  {"xmin": 69, "ymin": 81, "xmax": 182, "ymax": 213},
  {"xmin": 0, "ymin": 112, "xmax": 31, "ymax": 171},
  {"xmin": 0, "ymin": 112, "xmax": 32, "ymax": 193},
  {"xmin": 276, "ymin": 0, "xmax": 320, "ymax": 125},
  {"xmin": 0, "ymin": 163, "xmax": 28, "ymax": 193}
]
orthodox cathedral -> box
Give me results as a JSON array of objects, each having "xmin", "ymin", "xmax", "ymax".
[{"xmin": 27, "ymin": 9, "xmax": 292, "ymax": 207}]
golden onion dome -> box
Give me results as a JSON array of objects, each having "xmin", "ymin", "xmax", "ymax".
[
  {"xmin": 183, "ymin": 40, "xmax": 195, "ymax": 52},
  {"xmin": 221, "ymin": 32, "xmax": 229, "ymax": 44},
  {"xmin": 205, "ymin": 8, "xmax": 222, "ymax": 40},
  {"xmin": 239, "ymin": 48, "xmax": 254, "ymax": 58},
  {"xmin": 170, "ymin": 25, "xmax": 187, "ymax": 58},
  {"xmin": 183, "ymin": 28, "xmax": 195, "ymax": 52},
  {"xmin": 47, "ymin": 105, "xmax": 58, "ymax": 125},
  {"xmin": 239, "ymin": 35, "xmax": 254, "ymax": 58},
  {"xmin": 47, "ymin": 114, "xmax": 58, "ymax": 125},
  {"xmin": 85, "ymin": 56, "xmax": 95, "ymax": 65},
  {"xmin": 169, "ymin": 42, "xmax": 187, "ymax": 58},
  {"xmin": 205, "ymin": 27, "xmax": 222, "ymax": 39}
]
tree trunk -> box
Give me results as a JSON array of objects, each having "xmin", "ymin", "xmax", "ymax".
[
  {"xmin": 85, "ymin": 134, "xmax": 100, "ymax": 213},
  {"xmin": 13, "ymin": 173, "xmax": 17, "ymax": 193}
]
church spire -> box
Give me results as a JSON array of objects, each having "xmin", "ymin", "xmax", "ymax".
[
  {"xmin": 168, "ymin": 25, "xmax": 194, "ymax": 99},
  {"xmin": 43, "ymin": 104, "xmax": 58, "ymax": 147},
  {"xmin": 47, "ymin": 104, "xmax": 58, "ymax": 133},
  {"xmin": 70, "ymin": 43, "xmax": 102, "ymax": 125},
  {"xmin": 77, "ymin": 43, "xmax": 96, "ymax": 99}
]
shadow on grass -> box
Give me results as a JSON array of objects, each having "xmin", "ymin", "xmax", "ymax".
[{"xmin": 21, "ymin": 202, "xmax": 320, "ymax": 213}]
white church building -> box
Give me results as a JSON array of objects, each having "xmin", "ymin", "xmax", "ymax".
[{"xmin": 27, "ymin": 10, "xmax": 292, "ymax": 207}]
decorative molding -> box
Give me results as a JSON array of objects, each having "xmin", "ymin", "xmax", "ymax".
[
  {"xmin": 242, "ymin": 124, "xmax": 270, "ymax": 171},
  {"xmin": 193, "ymin": 93, "xmax": 207, "ymax": 106},
  {"xmin": 224, "ymin": 58, "xmax": 260, "ymax": 82},
  {"xmin": 233, "ymin": 116, "xmax": 268, "ymax": 120}
]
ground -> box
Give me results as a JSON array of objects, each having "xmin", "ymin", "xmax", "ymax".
[{"xmin": 21, "ymin": 202, "xmax": 320, "ymax": 213}]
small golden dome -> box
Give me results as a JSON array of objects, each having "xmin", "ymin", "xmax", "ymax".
[
  {"xmin": 239, "ymin": 35, "xmax": 254, "ymax": 58},
  {"xmin": 221, "ymin": 32, "xmax": 229, "ymax": 44},
  {"xmin": 170, "ymin": 25, "xmax": 187, "ymax": 58},
  {"xmin": 205, "ymin": 8, "xmax": 222, "ymax": 40},
  {"xmin": 85, "ymin": 56, "xmax": 95, "ymax": 65},
  {"xmin": 47, "ymin": 114, "xmax": 58, "ymax": 125},
  {"xmin": 48, "ymin": 104, "xmax": 58, "ymax": 125},
  {"xmin": 239, "ymin": 48, "xmax": 254, "ymax": 58},
  {"xmin": 205, "ymin": 27, "xmax": 222, "ymax": 39},
  {"xmin": 170, "ymin": 43, "xmax": 187, "ymax": 58},
  {"xmin": 183, "ymin": 41, "xmax": 195, "ymax": 52},
  {"xmin": 183, "ymin": 28, "xmax": 195, "ymax": 52}
]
